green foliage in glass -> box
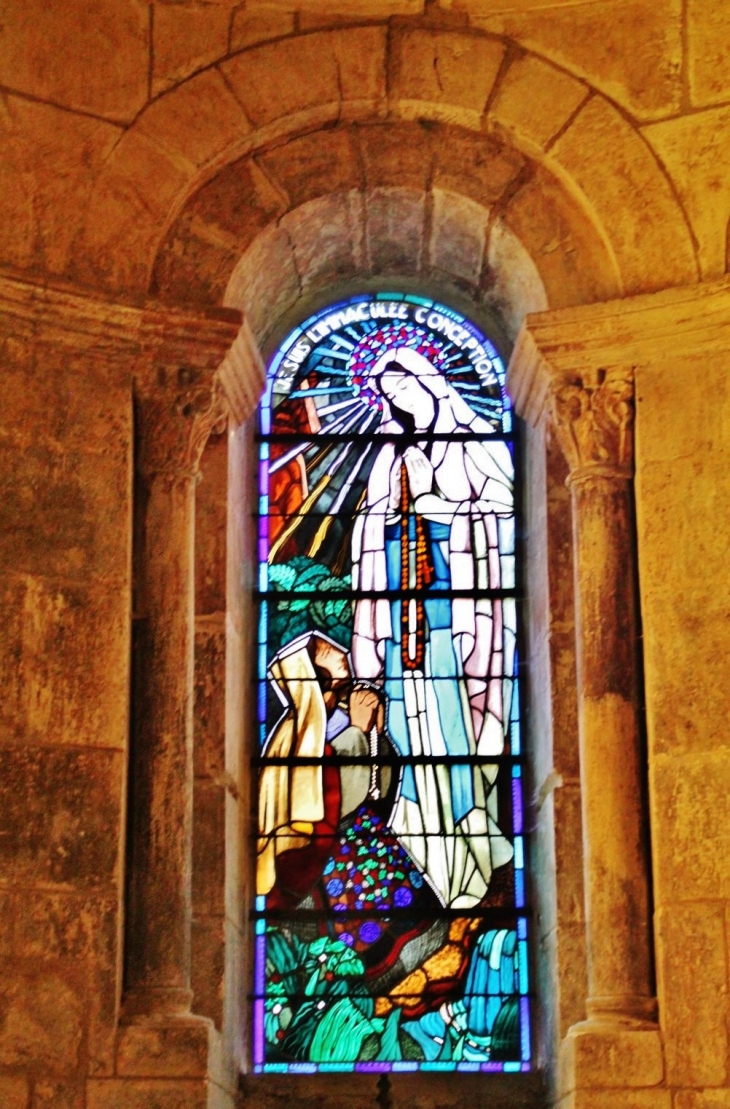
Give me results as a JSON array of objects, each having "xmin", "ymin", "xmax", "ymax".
[{"xmin": 268, "ymin": 556, "xmax": 352, "ymax": 649}]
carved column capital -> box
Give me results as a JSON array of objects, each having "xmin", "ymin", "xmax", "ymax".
[
  {"xmin": 133, "ymin": 307, "xmax": 265, "ymax": 482},
  {"xmin": 506, "ymin": 317, "xmax": 636, "ymax": 483},
  {"xmin": 547, "ymin": 368, "xmax": 634, "ymax": 485},
  {"xmin": 134, "ymin": 371, "xmax": 231, "ymax": 482}
]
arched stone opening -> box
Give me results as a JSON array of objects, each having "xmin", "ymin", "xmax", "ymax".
[
  {"xmin": 148, "ymin": 118, "xmax": 621, "ymax": 325},
  {"xmin": 140, "ymin": 155, "xmax": 594, "ymax": 1101},
  {"xmin": 59, "ymin": 24, "xmax": 697, "ymax": 306}
]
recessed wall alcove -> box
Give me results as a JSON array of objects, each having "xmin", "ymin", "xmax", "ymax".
[
  {"xmin": 130, "ymin": 61, "xmax": 681, "ymax": 1094},
  {"xmin": 156, "ymin": 139, "xmax": 593, "ymax": 1102}
]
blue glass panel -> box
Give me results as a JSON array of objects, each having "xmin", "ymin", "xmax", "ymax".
[{"xmin": 520, "ymin": 997, "xmax": 531, "ymax": 1061}]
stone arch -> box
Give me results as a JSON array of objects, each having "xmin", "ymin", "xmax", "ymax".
[
  {"xmin": 67, "ymin": 24, "xmax": 698, "ymax": 308},
  {"xmin": 148, "ymin": 118, "xmax": 624, "ymax": 335},
  {"xmin": 218, "ymin": 187, "xmax": 551, "ymax": 348}
]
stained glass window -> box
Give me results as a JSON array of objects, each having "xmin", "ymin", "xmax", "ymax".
[{"xmin": 253, "ymin": 293, "xmax": 530, "ymax": 1074}]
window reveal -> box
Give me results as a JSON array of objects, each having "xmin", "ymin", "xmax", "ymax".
[{"xmin": 253, "ymin": 293, "xmax": 530, "ymax": 1073}]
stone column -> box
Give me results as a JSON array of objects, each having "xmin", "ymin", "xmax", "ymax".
[
  {"xmin": 509, "ymin": 311, "xmax": 665, "ymax": 1104},
  {"xmin": 547, "ymin": 368, "xmax": 654, "ymax": 1026},
  {"xmin": 122, "ymin": 310, "xmax": 257, "ymax": 1023},
  {"xmin": 124, "ymin": 379, "xmax": 230, "ymax": 1018}
]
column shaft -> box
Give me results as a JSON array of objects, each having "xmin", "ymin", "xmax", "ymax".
[
  {"xmin": 570, "ymin": 471, "xmax": 654, "ymax": 1022},
  {"xmin": 126, "ymin": 470, "xmax": 196, "ymax": 1015}
]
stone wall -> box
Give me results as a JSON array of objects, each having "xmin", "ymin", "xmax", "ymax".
[
  {"xmin": 0, "ymin": 3, "xmax": 729, "ymax": 1107},
  {"xmin": 636, "ymin": 338, "xmax": 730, "ymax": 1100}
]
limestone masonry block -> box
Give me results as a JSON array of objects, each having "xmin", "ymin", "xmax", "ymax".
[
  {"xmin": 429, "ymin": 188, "xmax": 488, "ymax": 286},
  {"xmin": 488, "ymin": 54, "xmax": 588, "ymax": 153},
  {"xmin": 151, "ymin": 157, "xmax": 285, "ymax": 306},
  {"xmin": 246, "ymin": 0, "xmax": 422, "ymax": 12},
  {"xmin": 220, "ymin": 33, "xmax": 340, "ymax": 129},
  {"xmin": 0, "ymin": 968, "xmax": 84, "ymax": 1073},
  {"xmin": 14, "ymin": 891, "xmax": 116, "ymax": 966},
  {"xmin": 688, "ymin": 0, "xmax": 730, "ymax": 107},
  {"xmin": 191, "ymin": 915, "xmax": 225, "ymax": 1028},
  {"xmin": 280, "ymin": 193, "xmax": 364, "ymax": 291},
  {"xmin": 365, "ymin": 186, "xmax": 425, "ymax": 274},
  {"xmin": 194, "ymin": 627, "xmax": 227, "ymax": 780},
  {"xmin": 552, "ymin": 784, "xmax": 585, "ymax": 925},
  {"xmin": 0, "ymin": 575, "xmax": 130, "ymax": 749},
  {"xmin": 0, "ymin": 439, "xmax": 131, "ymax": 582},
  {"xmin": 86, "ymin": 1079, "xmax": 209, "ymax": 1109},
  {"xmin": 0, "ymin": 0, "xmax": 149, "ymax": 122},
  {"xmin": 550, "ymin": 96, "xmax": 697, "ymax": 294},
  {"xmin": 635, "ymin": 349, "xmax": 725, "ymax": 465},
  {"xmin": 561, "ymin": 1089, "xmax": 672, "ymax": 1109},
  {"xmin": 0, "ymin": 747, "xmax": 124, "ymax": 888},
  {"xmin": 0, "ymin": 115, "xmax": 35, "ymax": 272},
  {"xmin": 257, "ymin": 127, "xmax": 361, "ymax": 208},
  {"xmin": 560, "ymin": 1024, "xmax": 664, "ymax": 1092},
  {"xmin": 486, "ymin": 218, "xmax": 548, "ymax": 337},
  {"xmin": 137, "ymin": 68, "xmax": 251, "ymax": 171},
  {"xmin": 643, "ymin": 108, "xmax": 730, "ymax": 281},
  {"xmin": 74, "ymin": 131, "xmax": 192, "ymax": 294},
  {"xmin": 549, "ymin": 628, "xmax": 580, "ymax": 779},
  {"xmin": 641, "ymin": 573, "xmax": 730, "ymax": 758},
  {"xmin": 675, "ymin": 1092, "xmax": 730, "ymax": 1109},
  {"xmin": 358, "ymin": 122, "xmax": 434, "ymax": 190},
  {"xmin": 192, "ymin": 781, "xmax": 227, "ymax": 914},
  {"xmin": 390, "ymin": 29, "xmax": 505, "ymax": 130},
  {"xmin": 0, "ymin": 96, "xmax": 121, "ymax": 279},
  {"xmin": 196, "ymin": 434, "xmax": 229, "ymax": 617},
  {"xmin": 6, "ymin": 893, "xmax": 119, "ymax": 1078},
  {"xmin": 473, "ymin": 0, "xmax": 683, "ymax": 122},
  {"xmin": 451, "ymin": 0, "xmax": 596, "ymax": 8},
  {"xmin": 0, "ymin": 1077, "xmax": 29, "ymax": 1109},
  {"xmin": 117, "ymin": 1021, "xmax": 214, "ymax": 1078},
  {"xmin": 230, "ymin": 8, "xmax": 296, "ymax": 51},
  {"xmin": 636, "ymin": 471, "xmax": 730, "ymax": 598},
  {"xmin": 432, "ymin": 128, "xmax": 525, "ymax": 207},
  {"xmin": 651, "ymin": 751, "xmax": 730, "ymax": 903},
  {"xmin": 0, "ymin": 322, "xmax": 131, "ymax": 460},
  {"xmin": 554, "ymin": 921, "xmax": 588, "ymax": 1040},
  {"xmin": 224, "ymin": 224, "xmax": 301, "ymax": 338},
  {"xmin": 655, "ymin": 903, "xmax": 730, "ymax": 1087},
  {"xmin": 152, "ymin": 2, "xmax": 231, "ymax": 95},
  {"xmin": 501, "ymin": 165, "xmax": 621, "ymax": 308},
  {"xmin": 333, "ymin": 25, "xmax": 388, "ymax": 114},
  {"xmin": 31, "ymin": 1079, "xmax": 86, "ymax": 1109}
]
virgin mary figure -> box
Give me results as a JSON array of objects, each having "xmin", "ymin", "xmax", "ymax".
[{"xmin": 351, "ymin": 346, "xmax": 515, "ymax": 910}]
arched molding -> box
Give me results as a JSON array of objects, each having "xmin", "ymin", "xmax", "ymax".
[
  {"xmin": 148, "ymin": 117, "xmax": 624, "ymax": 344},
  {"xmin": 63, "ymin": 25, "xmax": 698, "ymax": 306}
]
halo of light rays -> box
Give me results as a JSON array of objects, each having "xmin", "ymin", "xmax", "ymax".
[{"xmin": 262, "ymin": 295, "xmax": 508, "ymax": 566}]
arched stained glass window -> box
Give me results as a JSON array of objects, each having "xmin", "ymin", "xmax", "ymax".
[{"xmin": 253, "ymin": 293, "xmax": 530, "ymax": 1074}]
